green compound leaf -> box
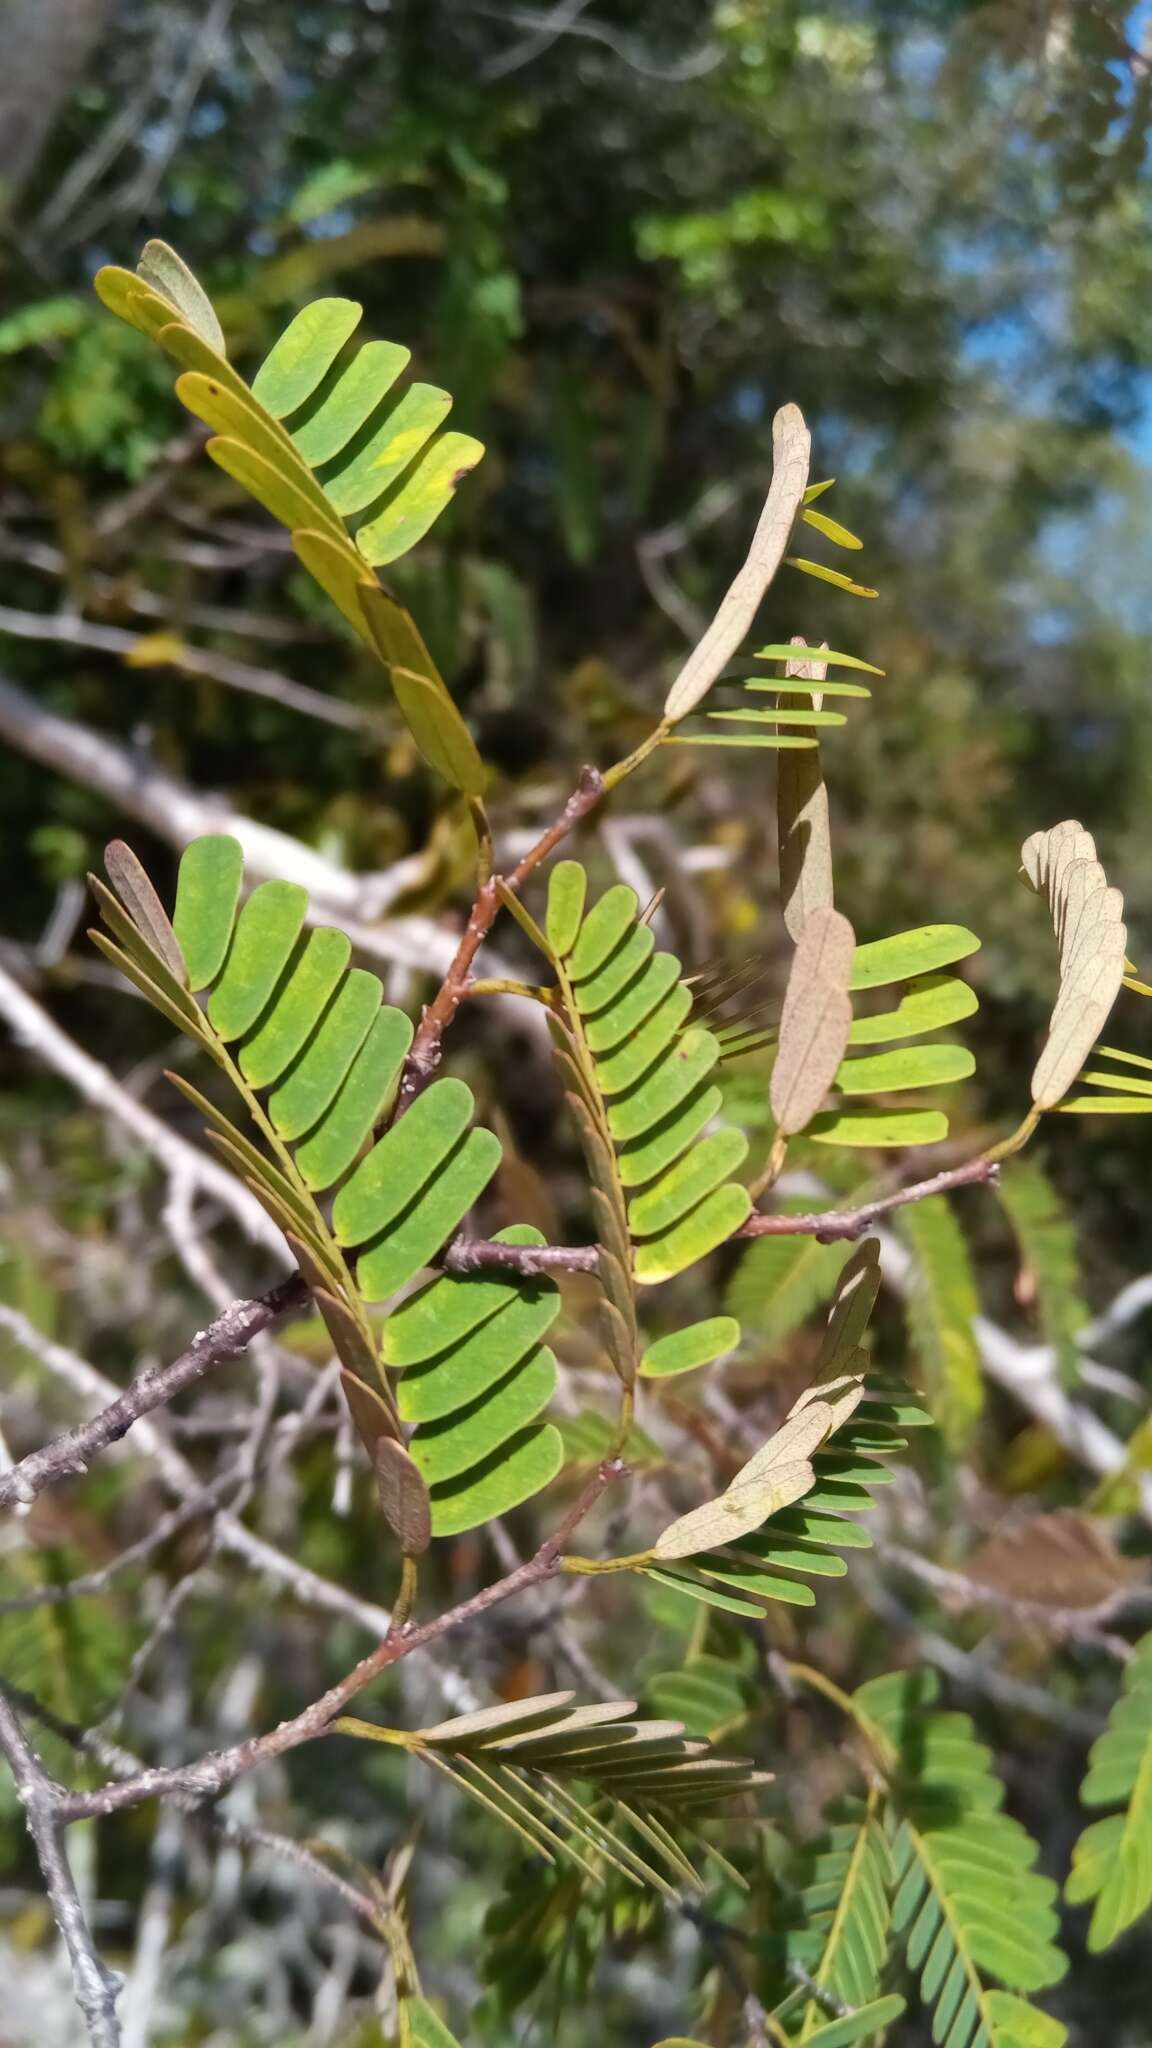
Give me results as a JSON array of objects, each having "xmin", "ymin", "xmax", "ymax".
[
  {"xmin": 1057, "ymin": 1043, "xmax": 1152, "ymax": 1116},
  {"xmin": 800, "ymin": 924, "xmax": 980, "ymax": 1151},
  {"xmin": 636, "ymin": 1260, "xmax": 930, "ymax": 1609},
  {"xmin": 292, "ymin": 1004, "xmax": 412, "ymax": 1183},
  {"xmin": 645, "ymin": 1655, "xmax": 751, "ymax": 1738},
  {"xmin": 542, "ymin": 868, "xmax": 752, "ymax": 1375},
  {"xmin": 996, "ymin": 1160, "xmax": 1089, "ymax": 1387},
  {"xmin": 647, "ymin": 1247, "xmax": 893, "ymax": 1573},
  {"xmin": 93, "ymin": 835, "xmax": 567, "ymax": 1544},
  {"xmin": 897, "ymin": 1197, "xmax": 983, "ymax": 1446},
  {"xmin": 408, "ymin": 1346, "xmax": 556, "ymax": 1483},
  {"xmin": 323, "ymin": 380, "xmax": 452, "ymax": 515},
  {"xmin": 800, "ymin": 505, "xmax": 864, "ymax": 549},
  {"xmin": 358, "ymin": 429, "xmax": 486, "ymax": 567},
  {"xmin": 237, "ymin": 927, "xmax": 351, "ymax": 1086},
  {"xmin": 384, "ymin": 1226, "xmax": 549, "ymax": 1365},
  {"xmin": 1067, "ymin": 1631, "xmax": 1152, "ymax": 1950},
  {"xmin": 853, "ymin": 1669, "xmax": 1069, "ymax": 2048},
  {"xmin": 356, "ymin": 1127, "xmax": 503, "ymax": 1301},
  {"xmin": 333, "ymin": 1079, "xmax": 475, "ymax": 1247},
  {"xmin": 725, "ymin": 1211, "xmax": 854, "ymax": 1347},
  {"xmin": 292, "ymin": 337, "xmax": 410, "ymax": 463},
  {"xmin": 567, "ymin": 884, "xmax": 641, "ymax": 982},
  {"xmin": 251, "ymin": 296, "xmax": 363, "ymax": 414},
  {"xmin": 632, "ymin": 1184, "xmax": 751, "ymax": 1284},
  {"xmin": 752, "ymin": 643, "xmax": 884, "ymax": 673},
  {"xmin": 673, "ymin": 629, "xmax": 873, "ymax": 759},
  {"xmin": 94, "ymin": 245, "xmax": 486, "ymax": 793},
  {"xmin": 785, "ymin": 555, "xmax": 877, "ymax": 597},
  {"xmin": 765, "ymin": 1793, "xmax": 907, "ymax": 2041}
]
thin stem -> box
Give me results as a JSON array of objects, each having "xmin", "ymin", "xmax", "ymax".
[
  {"xmin": 600, "ymin": 719, "xmax": 673, "ymax": 792},
  {"xmin": 393, "ymin": 763, "xmax": 607, "ymax": 1113},
  {"xmin": 0, "ymin": 1278, "xmax": 308, "ymax": 1513},
  {"xmin": 53, "ymin": 1459, "xmax": 628, "ymax": 1826},
  {"xmin": 736, "ymin": 1154, "xmax": 1000, "ymax": 1242},
  {"xmin": 782, "ymin": 1660, "xmax": 857, "ymax": 1721},
  {"xmin": 437, "ymin": 1154, "xmax": 1001, "ymax": 1276},
  {"xmin": 466, "ymin": 978, "xmax": 557, "ymax": 1003},
  {"xmin": 390, "ymin": 1555, "xmax": 419, "ymax": 1633},
  {"xmin": 468, "ymin": 796, "xmax": 495, "ymax": 886},
  {"xmin": 608, "ymin": 1384, "xmax": 635, "ymax": 1457},
  {"xmin": 746, "ymin": 1131, "xmax": 789, "ymax": 1203},
  {"xmin": 0, "ymin": 1692, "xmax": 122, "ymax": 2046},
  {"xmin": 982, "ymin": 1105, "xmax": 1041, "ymax": 1164}
]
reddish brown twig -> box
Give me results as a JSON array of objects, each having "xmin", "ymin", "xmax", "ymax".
[
  {"xmin": 440, "ymin": 1157, "xmax": 1000, "ymax": 1274},
  {"xmin": 53, "ymin": 1457, "xmax": 628, "ymax": 1827},
  {"xmin": 734, "ymin": 1156, "xmax": 1000, "ymax": 1242},
  {"xmin": 394, "ymin": 764, "xmax": 605, "ymax": 1112}
]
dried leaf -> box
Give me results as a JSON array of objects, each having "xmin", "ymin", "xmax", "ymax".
[
  {"xmin": 769, "ymin": 907, "xmax": 856, "ymax": 1136},
  {"xmin": 654, "ymin": 1402, "xmax": 832, "ymax": 1560},
  {"xmin": 103, "ymin": 839, "xmax": 188, "ymax": 982},
  {"xmin": 1024, "ymin": 822, "xmax": 1127, "ymax": 1109},
  {"xmin": 778, "ymin": 639, "xmax": 834, "ymax": 941},
  {"xmin": 663, "ymin": 404, "xmax": 811, "ymax": 722},
  {"xmin": 375, "ymin": 1437, "xmax": 432, "ymax": 1556}
]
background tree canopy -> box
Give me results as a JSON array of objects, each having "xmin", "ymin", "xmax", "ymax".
[{"xmin": 2, "ymin": 3, "xmax": 1152, "ymax": 2044}]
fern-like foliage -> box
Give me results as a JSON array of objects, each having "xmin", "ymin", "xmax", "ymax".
[
  {"xmin": 643, "ymin": 1374, "xmax": 930, "ymax": 1618},
  {"xmin": 724, "ymin": 1215, "xmax": 854, "ymax": 1350},
  {"xmin": 1066, "ymin": 1629, "xmax": 1152, "ymax": 1950},
  {"xmin": 855, "ymin": 1670, "xmax": 1068, "ymax": 2048},
  {"xmin": 691, "ymin": 921, "xmax": 981, "ymax": 1149},
  {"xmin": 645, "ymin": 1652, "xmax": 754, "ymax": 1741},
  {"xmin": 527, "ymin": 861, "xmax": 753, "ymax": 1384},
  {"xmin": 897, "ymin": 1196, "xmax": 984, "ymax": 1447},
  {"xmin": 767, "ymin": 1794, "xmax": 906, "ymax": 2045},
  {"xmin": 996, "ymin": 1161, "xmax": 1089, "ymax": 1387},
  {"xmin": 810, "ymin": 926, "xmax": 981, "ymax": 1150},
  {"xmin": 666, "ymin": 628, "xmax": 879, "ymax": 754},
  {"xmin": 621, "ymin": 1241, "xmax": 932, "ymax": 1612},
  {"xmin": 1058, "ymin": 1042, "xmax": 1152, "ymax": 1117},
  {"xmin": 336, "ymin": 1691, "xmax": 767, "ymax": 1899},
  {"xmin": 90, "ymin": 834, "xmax": 564, "ymax": 1541},
  {"xmin": 547, "ymin": 862, "xmax": 753, "ymax": 1279},
  {"xmin": 94, "ymin": 239, "xmax": 485, "ymax": 792}
]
